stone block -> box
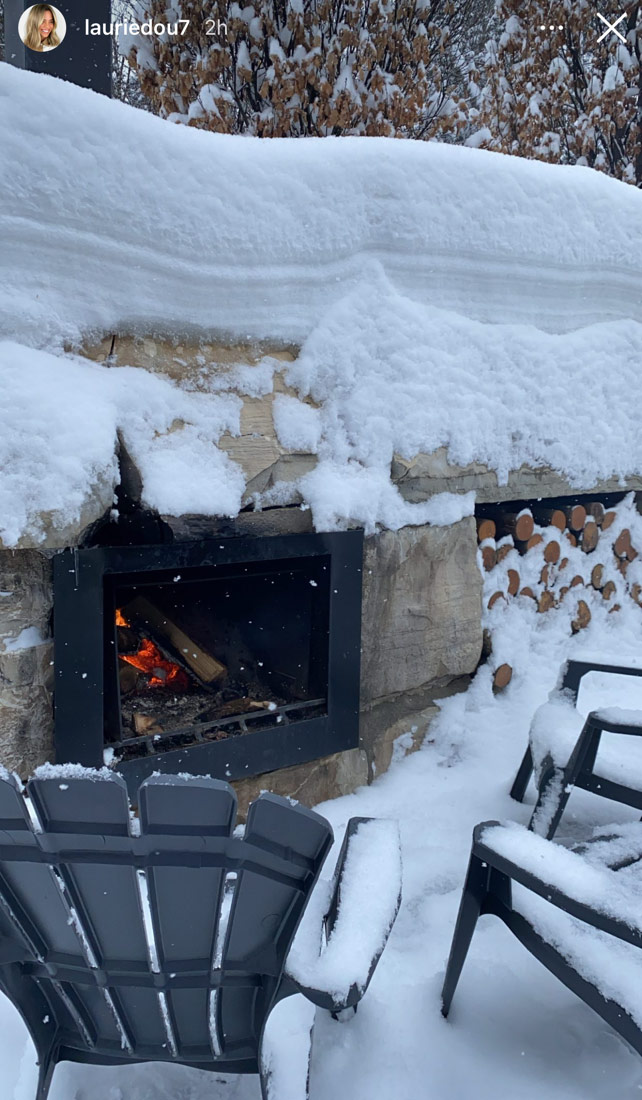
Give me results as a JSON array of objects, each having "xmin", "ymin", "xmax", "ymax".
[
  {"xmin": 392, "ymin": 446, "xmax": 642, "ymax": 504},
  {"xmin": 231, "ymin": 747, "xmax": 368, "ymax": 821},
  {"xmin": 360, "ymin": 519, "xmax": 482, "ymax": 707}
]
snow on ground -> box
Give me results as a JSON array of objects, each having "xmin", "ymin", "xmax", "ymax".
[
  {"xmin": 2, "ymin": 64, "xmax": 642, "ymax": 540},
  {"xmin": 2, "ymin": 597, "xmax": 642, "ymax": 1098}
]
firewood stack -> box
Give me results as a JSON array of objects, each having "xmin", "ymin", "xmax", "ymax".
[{"xmin": 477, "ymin": 498, "xmax": 642, "ymax": 692}]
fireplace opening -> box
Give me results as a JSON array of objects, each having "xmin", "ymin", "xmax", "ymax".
[
  {"xmin": 53, "ymin": 532, "xmax": 363, "ymax": 793},
  {"xmin": 108, "ymin": 556, "xmax": 330, "ymax": 759}
]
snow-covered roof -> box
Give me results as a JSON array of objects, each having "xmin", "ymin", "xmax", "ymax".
[{"xmin": 2, "ymin": 63, "xmax": 642, "ymax": 546}]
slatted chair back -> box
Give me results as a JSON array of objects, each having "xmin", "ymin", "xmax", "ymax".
[{"xmin": 0, "ymin": 770, "xmax": 333, "ymax": 1097}]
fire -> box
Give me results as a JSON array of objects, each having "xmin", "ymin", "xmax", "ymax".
[
  {"xmin": 120, "ymin": 639, "xmax": 190, "ymax": 690},
  {"xmin": 117, "ymin": 609, "xmax": 189, "ymax": 691}
]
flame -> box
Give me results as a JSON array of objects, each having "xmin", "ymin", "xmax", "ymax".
[
  {"xmin": 120, "ymin": 638, "xmax": 190, "ymax": 691},
  {"xmin": 117, "ymin": 607, "xmax": 190, "ymax": 691}
]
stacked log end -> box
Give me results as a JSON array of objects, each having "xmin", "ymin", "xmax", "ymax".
[{"xmin": 478, "ymin": 499, "xmax": 642, "ymax": 691}]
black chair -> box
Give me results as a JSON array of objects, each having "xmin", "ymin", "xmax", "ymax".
[
  {"xmin": 0, "ymin": 769, "xmax": 401, "ymax": 1099},
  {"xmin": 442, "ymin": 819, "xmax": 642, "ymax": 1056},
  {"xmin": 510, "ymin": 658, "xmax": 642, "ymax": 837}
]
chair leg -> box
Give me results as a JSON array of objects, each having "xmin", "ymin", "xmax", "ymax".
[
  {"xmin": 510, "ymin": 746, "xmax": 533, "ymax": 803},
  {"xmin": 441, "ymin": 853, "xmax": 490, "ymax": 1017},
  {"xmin": 35, "ymin": 1046, "xmax": 57, "ymax": 1100}
]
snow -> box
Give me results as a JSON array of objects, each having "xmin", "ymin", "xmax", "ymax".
[
  {"xmin": 286, "ymin": 819, "xmax": 401, "ymax": 1004},
  {"xmin": 1, "ymin": 582, "xmax": 642, "ymax": 1096},
  {"xmin": 0, "ymin": 626, "xmax": 47, "ymax": 653},
  {"xmin": 3, "ymin": 64, "xmax": 642, "ymax": 538}
]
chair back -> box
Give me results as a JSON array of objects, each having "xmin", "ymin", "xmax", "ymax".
[{"xmin": 0, "ymin": 770, "xmax": 333, "ymax": 1073}]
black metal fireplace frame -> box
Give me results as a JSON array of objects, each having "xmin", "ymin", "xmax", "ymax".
[{"xmin": 53, "ymin": 531, "xmax": 363, "ymax": 794}]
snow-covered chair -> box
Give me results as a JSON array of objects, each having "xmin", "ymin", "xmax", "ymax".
[
  {"xmin": 0, "ymin": 768, "xmax": 401, "ymax": 1100},
  {"xmin": 510, "ymin": 658, "xmax": 642, "ymax": 838},
  {"xmin": 442, "ymin": 819, "xmax": 642, "ymax": 1056}
]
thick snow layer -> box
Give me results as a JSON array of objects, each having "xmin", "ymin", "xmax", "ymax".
[
  {"xmin": 3, "ymin": 65, "xmax": 642, "ymax": 537},
  {"xmin": 3, "ymin": 585, "xmax": 642, "ymax": 1097},
  {"xmin": 3, "ymin": 65, "xmax": 642, "ymax": 345}
]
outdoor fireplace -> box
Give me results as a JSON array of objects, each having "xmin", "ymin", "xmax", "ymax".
[{"xmin": 53, "ymin": 531, "xmax": 363, "ymax": 794}]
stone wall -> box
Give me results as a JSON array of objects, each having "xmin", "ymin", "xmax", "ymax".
[{"xmin": 0, "ymin": 550, "xmax": 54, "ymax": 775}]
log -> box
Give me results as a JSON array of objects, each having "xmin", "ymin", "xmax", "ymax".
[
  {"xmin": 580, "ymin": 521, "xmax": 599, "ymax": 553},
  {"xmin": 570, "ymin": 575, "xmax": 584, "ymax": 588},
  {"xmin": 480, "ymin": 543, "xmax": 497, "ymax": 571},
  {"xmin": 493, "ymin": 664, "xmax": 513, "ymax": 691},
  {"xmin": 559, "ymin": 557, "xmax": 569, "ymax": 571},
  {"xmin": 533, "ymin": 507, "xmax": 566, "ymax": 530},
  {"xmin": 133, "ymin": 714, "xmax": 163, "ymax": 735},
  {"xmin": 119, "ymin": 663, "xmax": 140, "ymax": 696},
  {"xmin": 496, "ymin": 542, "xmax": 513, "ymax": 563},
  {"xmin": 487, "ymin": 591, "xmax": 506, "ymax": 610},
  {"xmin": 616, "ymin": 558, "xmax": 629, "ymax": 577},
  {"xmin": 496, "ymin": 510, "xmax": 534, "ymax": 542},
  {"xmin": 520, "ymin": 587, "xmax": 536, "ymax": 600},
  {"xmin": 540, "ymin": 564, "xmax": 549, "ymax": 586},
  {"xmin": 538, "ymin": 591, "xmax": 555, "ymax": 613},
  {"xmin": 544, "ymin": 540, "xmax": 561, "ymax": 565},
  {"xmin": 613, "ymin": 528, "xmax": 640, "ymax": 562},
  {"xmin": 631, "ymin": 583, "xmax": 642, "ymax": 607},
  {"xmin": 566, "ymin": 504, "xmax": 587, "ymax": 532},
  {"xmin": 477, "ymin": 518, "xmax": 496, "ymax": 542},
  {"xmin": 565, "ymin": 531, "xmax": 578, "ymax": 547},
  {"xmin": 507, "ymin": 568, "xmax": 520, "ymax": 596},
  {"xmin": 614, "ymin": 529, "xmax": 632, "ymax": 559},
  {"xmin": 571, "ymin": 599, "xmax": 591, "ymax": 633},
  {"xmin": 602, "ymin": 510, "xmax": 617, "ymax": 530},
  {"xmin": 558, "ymin": 586, "xmax": 569, "ymax": 601},
  {"xmin": 117, "ymin": 626, "xmax": 139, "ymax": 653},
  {"xmin": 125, "ymin": 596, "xmax": 227, "ymax": 685},
  {"xmin": 609, "ymin": 604, "xmax": 622, "ymax": 614},
  {"xmin": 590, "ymin": 564, "xmax": 604, "ymax": 590},
  {"xmin": 602, "ymin": 580, "xmax": 617, "ymax": 601},
  {"xmin": 525, "ymin": 534, "xmax": 544, "ymax": 551},
  {"xmin": 586, "ymin": 501, "xmax": 605, "ymax": 525}
]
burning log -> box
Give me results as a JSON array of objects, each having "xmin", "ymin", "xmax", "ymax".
[
  {"xmin": 119, "ymin": 664, "xmax": 140, "ymax": 696},
  {"xmin": 125, "ymin": 597, "xmax": 227, "ymax": 686}
]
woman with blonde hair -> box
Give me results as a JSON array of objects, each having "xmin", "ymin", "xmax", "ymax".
[{"xmin": 23, "ymin": 5, "xmax": 61, "ymax": 51}]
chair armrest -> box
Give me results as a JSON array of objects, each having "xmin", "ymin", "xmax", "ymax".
[
  {"xmin": 285, "ymin": 817, "xmax": 402, "ymax": 1014},
  {"xmin": 561, "ymin": 659, "xmax": 642, "ymax": 701},
  {"xmin": 474, "ymin": 821, "xmax": 642, "ymax": 949}
]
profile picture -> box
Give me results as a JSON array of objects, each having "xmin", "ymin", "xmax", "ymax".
[{"xmin": 18, "ymin": 4, "xmax": 66, "ymax": 52}]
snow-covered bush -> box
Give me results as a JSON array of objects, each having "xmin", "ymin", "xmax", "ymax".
[{"xmin": 127, "ymin": 0, "xmax": 483, "ymax": 137}]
